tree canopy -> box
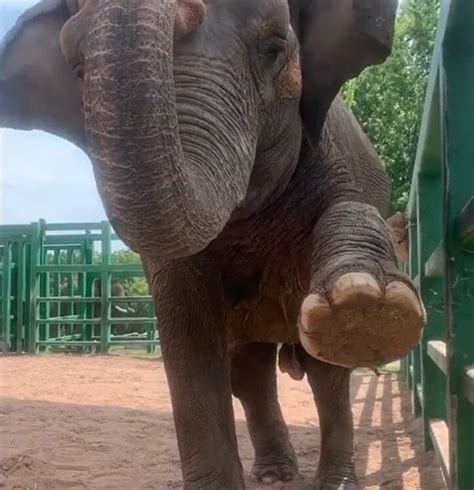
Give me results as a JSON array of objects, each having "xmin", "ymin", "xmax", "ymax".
[{"xmin": 342, "ymin": 0, "xmax": 440, "ymax": 211}]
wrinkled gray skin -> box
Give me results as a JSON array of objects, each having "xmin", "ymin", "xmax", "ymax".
[{"xmin": 0, "ymin": 0, "xmax": 423, "ymax": 488}]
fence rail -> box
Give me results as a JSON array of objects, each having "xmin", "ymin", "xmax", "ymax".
[{"xmin": 402, "ymin": 1, "xmax": 474, "ymax": 488}]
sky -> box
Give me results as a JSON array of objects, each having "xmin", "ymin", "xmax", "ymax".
[{"xmin": 0, "ymin": 0, "xmax": 106, "ymax": 225}]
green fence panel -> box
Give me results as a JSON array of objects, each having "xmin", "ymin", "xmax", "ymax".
[
  {"xmin": 0, "ymin": 221, "xmax": 158, "ymax": 354},
  {"xmin": 403, "ymin": 1, "xmax": 474, "ymax": 488}
]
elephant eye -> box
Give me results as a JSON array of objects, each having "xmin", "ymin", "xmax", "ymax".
[
  {"xmin": 258, "ymin": 35, "xmax": 287, "ymax": 64},
  {"xmin": 73, "ymin": 63, "xmax": 84, "ymax": 81}
]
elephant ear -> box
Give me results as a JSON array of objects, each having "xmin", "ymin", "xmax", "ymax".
[
  {"xmin": 289, "ymin": 0, "xmax": 398, "ymax": 136},
  {"xmin": 0, "ymin": 0, "xmax": 85, "ymax": 148}
]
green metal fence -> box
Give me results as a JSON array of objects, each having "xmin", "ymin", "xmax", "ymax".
[
  {"xmin": 0, "ymin": 221, "xmax": 158, "ymax": 354},
  {"xmin": 402, "ymin": 1, "xmax": 474, "ymax": 488},
  {"xmin": 0, "ymin": 225, "xmax": 33, "ymax": 353}
]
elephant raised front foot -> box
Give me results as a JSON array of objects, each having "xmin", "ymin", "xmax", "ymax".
[
  {"xmin": 299, "ymin": 202, "xmax": 426, "ymax": 369},
  {"xmin": 300, "ymin": 270, "xmax": 425, "ymax": 368}
]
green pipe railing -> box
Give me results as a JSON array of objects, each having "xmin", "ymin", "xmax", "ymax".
[
  {"xmin": 0, "ymin": 220, "xmax": 158, "ymax": 354},
  {"xmin": 403, "ymin": 0, "xmax": 474, "ymax": 488}
]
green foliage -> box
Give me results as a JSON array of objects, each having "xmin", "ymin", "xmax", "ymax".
[
  {"xmin": 110, "ymin": 248, "xmax": 152, "ymax": 321},
  {"xmin": 110, "ymin": 248, "xmax": 140, "ymax": 265},
  {"xmin": 110, "ymin": 248, "xmax": 150, "ymax": 297},
  {"xmin": 341, "ymin": 0, "xmax": 439, "ymax": 211}
]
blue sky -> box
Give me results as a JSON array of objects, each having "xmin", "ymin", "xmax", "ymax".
[{"xmin": 0, "ymin": 0, "xmax": 106, "ymax": 225}]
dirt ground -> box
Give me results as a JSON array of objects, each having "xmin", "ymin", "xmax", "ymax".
[{"xmin": 0, "ymin": 355, "xmax": 445, "ymax": 489}]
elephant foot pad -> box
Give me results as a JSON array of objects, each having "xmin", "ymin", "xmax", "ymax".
[
  {"xmin": 252, "ymin": 452, "xmax": 298, "ymax": 484},
  {"xmin": 299, "ymin": 272, "xmax": 425, "ymax": 368}
]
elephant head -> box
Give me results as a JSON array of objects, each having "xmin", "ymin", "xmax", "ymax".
[{"xmin": 0, "ymin": 0, "xmax": 397, "ymax": 261}]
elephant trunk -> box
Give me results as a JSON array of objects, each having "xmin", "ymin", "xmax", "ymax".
[{"xmin": 81, "ymin": 0, "xmax": 249, "ymax": 259}]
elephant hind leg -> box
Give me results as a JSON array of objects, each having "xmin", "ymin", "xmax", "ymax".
[
  {"xmin": 299, "ymin": 346, "xmax": 358, "ymax": 489},
  {"xmin": 231, "ymin": 342, "xmax": 298, "ymax": 484}
]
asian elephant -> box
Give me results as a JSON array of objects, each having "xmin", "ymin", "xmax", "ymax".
[
  {"xmin": 0, "ymin": 0, "xmax": 425, "ymax": 488},
  {"xmin": 52, "ymin": 279, "xmax": 134, "ymax": 335}
]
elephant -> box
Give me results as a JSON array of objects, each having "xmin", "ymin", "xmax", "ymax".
[
  {"xmin": 91, "ymin": 278, "xmax": 136, "ymax": 322},
  {"xmin": 0, "ymin": 0, "xmax": 426, "ymax": 488},
  {"xmin": 51, "ymin": 279, "xmax": 135, "ymax": 335}
]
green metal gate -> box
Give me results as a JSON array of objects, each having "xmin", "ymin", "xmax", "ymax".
[
  {"xmin": 402, "ymin": 0, "xmax": 474, "ymax": 488},
  {"xmin": 0, "ymin": 221, "xmax": 158, "ymax": 354},
  {"xmin": 0, "ymin": 225, "xmax": 35, "ymax": 353}
]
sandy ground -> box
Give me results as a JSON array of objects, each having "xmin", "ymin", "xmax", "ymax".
[{"xmin": 0, "ymin": 355, "xmax": 445, "ymax": 489}]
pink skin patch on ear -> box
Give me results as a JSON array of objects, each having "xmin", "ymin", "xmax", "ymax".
[
  {"xmin": 386, "ymin": 212, "xmax": 409, "ymax": 263},
  {"xmin": 278, "ymin": 54, "xmax": 302, "ymax": 100},
  {"xmin": 175, "ymin": 0, "xmax": 206, "ymax": 41}
]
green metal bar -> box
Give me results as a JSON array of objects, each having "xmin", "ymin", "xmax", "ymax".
[
  {"xmin": 84, "ymin": 235, "xmax": 94, "ymax": 346},
  {"xmin": 38, "ymin": 295, "xmax": 153, "ymax": 303},
  {"xmin": 27, "ymin": 223, "xmax": 41, "ymax": 353},
  {"xmin": 441, "ymin": 1, "xmax": 474, "ymax": 485},
  {"xmin": 100, "ymin": 222, "xmax": 112, "ymax": 353},
  {"xmin": 108, "ymin": 318, "xmax": 157, "ymax": 324},
  {"xmin": 53, "ymin": 248, "xmax": 61, "ymax": 338},
  {"xmin": 1, "ymin": 243, "xmax": 12, "ymax": 352},
  {"xmin": 77, "ymin": 243, "xmax": 86, "ymax": 353},
  {"xmin": 110, "ymin": 296, "xmax": 154, "ymax": 302},
  {"xmin": 22, "ymin": 238, "xmax": 32, "ymax": 348},
  {"xmin": 36, "ymin": 341, "xmax": 99, "ymax": 346},
  {"xmin": 407, "ymin": 219, "xmax": 419, "ymax": 397},
  {"xmin": 35, "ymin": 340, "xmax": 158, "ymax": 347},
  {"xmin": 43, "ymin": 233, "xmax": 120, "ymax": 244},
  {"xmin": 409, "ymin": 194, "xmax": 426, "ymax": 416},
  {"xmin": 108, "ymin": 340, "xmax": 159, "ymax": 346},
  {"xmin": 43, "ymin": 222, "xmax": 103, "ymax": 231},
  {"xmin": 0, "ymin": 225, "xmax": 35, "ymax": 234},
  {"xmin": 15, "ymin": 240, "xmax": 26, "ymax": 353},
  {"xmin": 36, "ymin": 264, "xmax": 144, "ymax": 273},
  {"xmin": 38, "ymin": 296, "xmax": 100, "ymax": 303},
  {"xmin": 38, "ymin": 318, "xmax": 102, "ymax": 324},
  {"xmin": 38, "ymin": 249, "xmax": 49, "ymax": 352},
  {"xmin": 66, "ymin": 249, "xmax": 75, "ymax": 337},
  {"xmin": 417, "ymin": 173, "xmax": 447, "ymax": 451}
]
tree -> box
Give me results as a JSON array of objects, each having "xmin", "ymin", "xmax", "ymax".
[
  {"xmin": 342, "ymin": 0, "xmax": 440, "ymax": 211},
  {"xmin": 111, "ymin": 249, "xmax": 152, "ymax": 322}
]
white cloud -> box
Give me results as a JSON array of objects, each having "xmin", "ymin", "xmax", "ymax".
[{"xmin": 1, "ymin": 128, "xmax": 106, "ymax": 224}]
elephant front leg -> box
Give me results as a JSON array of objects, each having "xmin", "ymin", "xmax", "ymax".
[
  {"xmin": 300, "ymin": 349, "xmax": 357, "ymax": 489},
  {"xmin": 300, "ymin": 202, "xmax": 425, "ymax": 368},
  {"xmin": 231, "ymin": 343, "xmax": 298, "ymax": 484},
  {"xmin": 148, "ymin": 257, "xmax": 244, "ymax": 489}
]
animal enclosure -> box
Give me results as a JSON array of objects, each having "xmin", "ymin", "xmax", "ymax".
[
  {"xmin": 1, "ymin": 0, "xmax": 474, "ymax": 488},
  {"xmin": 0, "ymin": 355, "xmax": 445, "ymax": 489},
  {"xmin": 0, "ymin": 221, "xmax": 157, "ymax": 354}
]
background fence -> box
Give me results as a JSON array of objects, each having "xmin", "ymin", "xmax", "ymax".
[{"xmin": 0, "ymin": 221, "xmax": 157, "ymax": 354}]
